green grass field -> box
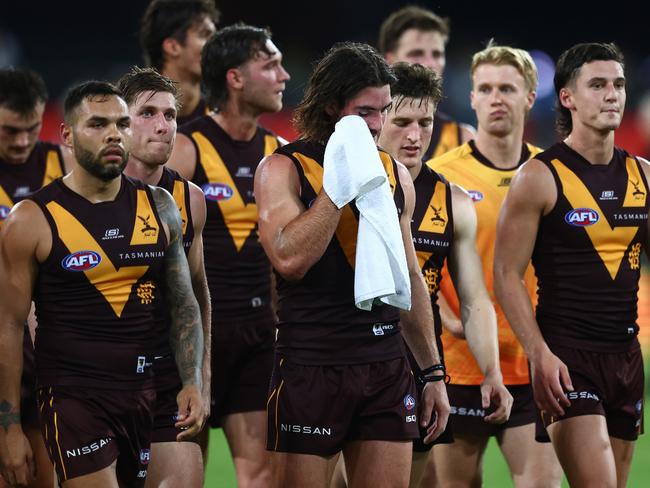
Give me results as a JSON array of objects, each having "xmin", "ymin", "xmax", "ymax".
[{"xmin": 204, "ymin": 357, "xmax": 650, "ymax": 487}]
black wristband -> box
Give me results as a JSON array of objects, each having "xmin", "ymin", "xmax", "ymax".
[{"xmin": 417, "ymin": 363, "xmax": 450, "ymax": 385}]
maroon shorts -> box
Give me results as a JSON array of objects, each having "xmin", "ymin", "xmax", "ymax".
[
  {"xmin": 535, "ymin": 343, "xmax": 644, "ymax": 442},
  {"xmin": 151, "ymin": 356, "xmax": 199, "ymax": 443},
  {"xmin": 447, "ymin": 384, "xmax": 536, "ymax": 437},
  {"xmin": 38, "ymin": 386, "xmax": 155, "ymax": 486},
  {"xmin": 21, "ymin": 324, "xmax": 39, "ymax": 428},
  {"xmin": 209, "ymin": 315, "xmax": 274, "ymax": 428},
  {"xmin": 405, "ymin": 346, "xmax": 453, "ymax": 452},
  {"xmin": 267, "ymin": 355, "xmax": 419, "ymax": 456}
]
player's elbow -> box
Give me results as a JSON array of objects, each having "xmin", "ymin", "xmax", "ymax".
[{"xmin": 273, "ymin": 257, "xmax": 309, "ymax": 282}]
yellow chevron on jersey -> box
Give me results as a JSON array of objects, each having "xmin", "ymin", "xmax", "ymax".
[
  {"xmin": 130, "ymin": 189, "xmax": 160, "ymax": 246},
  {"xmin": 292, "ymin": 151, "xmax": 398, "ymax": 269},
  {"xmin": 431, "ymin": 121, "xmax": 460, "ymax": 159},
  {"xmin": 418, "ymin": 181, "xmax": 448, "ymax": 234},
  {"xmin": 551, "ymin": 159, "xmax": 639, "ymax": 280},
  {"xmin": 0, "ymin": 185, "xmax": 13, "ymax": 212},
  {"xmin": 264, "ymin": 134, "xmax": 279, "ymax": 157},
  {"xmin": 192, "ymin": 131, "xmax": 259, "ymax": 252},
  {"xmin": 46, "ymin": 201, "xmax": 149, "ymax": 317},
  {"xmin": 172, "ymin": 180, "xmax": 189, "ymax": 234},
  {"xmin": 42, "ymin": 150, "xmax": 64, "ymax": 187},
  {"xmin": 623, "ymin": 156, "xmax": 647, "ymax": 207}
]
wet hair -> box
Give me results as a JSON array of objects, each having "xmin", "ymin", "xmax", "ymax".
[
  {"xmin": 294, "ymin": 42, "xmax": 396, "ymax": 143},
  {"xmin": 140, "ymin": 0, "xmax": 220, "ymax": 71},
  {"xmin": 554, "ymin": 42, "xmax": 624, "ymax": 136},
  {"xmin": 117, "ymin": 66, "xmax": 180, "ymax": 109},
  {"xmin": 378, "ymin": 6, "xmax": 450, "ymax": 55},
  {"xmin": 201, "ymin": 23, "xmax": 273, "ymax": 110},
  {"xmin": 390, "ymin": 62, "xmax": 442, "ymax": 111},
  {"xmin": 63, "ymin": 81, "xmax": 122, "ymax": 125},
  {"xmin": 471, "ymin": 41, "xmax": 538, "ymax": 93},
  {"xmin": 0, "ymin": 67, "xmax": 48, "ymax": 115}
]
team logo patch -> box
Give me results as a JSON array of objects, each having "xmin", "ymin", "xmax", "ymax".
[
  {"xmin": 565, "ymin": 208, "xmax": 599, "ymax": 226},
  {"xmin": 467, "ymin": 190, "xmax": 483, "ymax": 202},
  {"xmin": 404, "ymin": 394, "xmax": 416, "ymax": 411},
  {"xmin": 61, "ymin": 251, "xmax": 101, "ymax": 271},
  {"xmin": 0, "ymin": 205, "xmax": 11, "ymax": 220},
  {"xmin": 202, "ymin": 183, "xmax": 233, "ymax": 201},
  {"xmin": 139, "ymin": 449, "xmax": 151, "ymax": 465}
]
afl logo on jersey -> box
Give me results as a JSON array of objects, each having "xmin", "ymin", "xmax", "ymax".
[
  {"xmin": 467, "ymin": 190, "xmax": 484, "ymax": 202},
  {"xmin": 61, "ymin": 251, "xmax": 102, "ymax": 271},
  {"xmin": 202, "ymin": 183, "xmax": 233, "ymax": 201},
  {"xmin": 403, "ymin": 394, "xmax": 416, "ymax": 411},
  {"xmin": 0, "ymin": 205, "xmax": 11, "ymax": 220},
  {"xmin": 565, "ymin": 208, "xmax": 599, "ymax": 227}
]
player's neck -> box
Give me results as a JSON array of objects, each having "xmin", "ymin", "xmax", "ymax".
[
  {"xmin": 474, "ymin": 126, "xmax": 524, "ymax": 169},
  {"xmin": 212, "ymin": 103, "xmax": 259, "ymax": 141},
  {"xmin": 564, "ymin": 126, "xmax": 615, "ymax": 166},
  {"xmin": 162, "ymin": 65, "xmax": 201, "ymax": 118},
  {"xmin": 124, "ymin": 158, "xmax": 164, "ymax": 186},
  {"xmin": 408, "ymin": 161, "xmax": 423, "ymax": 181},
  {"xmin": 63, "ymin": 169, "xmax": 122, "ymax": 203}
]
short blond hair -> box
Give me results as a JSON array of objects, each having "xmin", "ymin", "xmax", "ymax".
[{"xmin": 471, "ymin": 42, "xmax": 538, "ymax": 93}]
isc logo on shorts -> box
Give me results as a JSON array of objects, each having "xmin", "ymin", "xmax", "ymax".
[
  {"xmin": 0, "ymin": 205, "xmax": 11, "ymax": 220},
  {"xmin": 565, "ymin": 208, "xmax": 599, "ymax": 226},
  {"xmin": 202, "ymin": 183, "xmax": 233, "ymax": 201},
  {"xmin": 467, "ymin": 190, "xmax": 484, "ymax": 202},
  {"xmin": 137, "ymin": 470, "xmax": 148, "ymax": 478},
  {"xmin": 61, "ymin": 251, "xmax": 102, "ymax": 271}
]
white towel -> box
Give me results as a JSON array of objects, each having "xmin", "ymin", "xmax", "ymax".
[{"xmin": 323, "ymin": 115, "xmax": 411, "ymax": 311}]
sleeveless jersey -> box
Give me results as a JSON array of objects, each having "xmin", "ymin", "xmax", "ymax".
[
  {"xmin": 428, "ymin": 140, "xmax": 541, "ymax": 385},
  {"xmin": 152, "ymin": 166, "xmax": 195, "ymax": 356},
  {"xmin": 180, "ymin": 116, "xmax": 280, "ymax": 319},
  {"xmin": 422, "ymin": 111, "xmax": 464, "ymax": 162},
  {"xmin": 411, "ymin": 164, "xmax": 454, "ymax": 358},
  {"xmin": 30, "ymin": 175, "xmax": 167, "ymax": 389},
  {"xmin": 1, "ymin": 141, "xmax": 64, "ymax": 224},
  {"xmin": 533, "ymin": 142, "xmax": 648, "ymax": 352},
  {"xmin": 275, "ymin": 139, "xmax": 406, "ymax": 365}
]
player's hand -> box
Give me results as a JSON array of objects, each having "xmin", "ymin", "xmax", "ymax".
[
  {"xmin": 0, "ymin": 425, "xmax": 35, "ymax": 487},
  {"xmin": 441, "ymin": 316, "xmax": 465, "ymax": 339},
  {"xmin": 480, "ymin": 371, "xmax": 513, "ymax": 424},
  {"xmin": 530, "ymin": 346, "xmax": 573, "ymax": 417},
  {"xmin": 175, "ymin": 384, "xmax": 206, "ymax": 441},
  {"xmin": 419, "ymin": 380, "xmax": 450, "ymax": 444}
]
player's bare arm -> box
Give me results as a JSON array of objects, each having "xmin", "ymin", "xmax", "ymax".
[
  {"xmin": 187, "ymin": 181, "xmax": 212, "ymax": 414},
  {"xmin": 638, "ymin": 157, "xmax": 650, "ymax": 254},
  {"xmin": 494, "ymin": 159, "xmax": 573, "ymax": 417},
  {"xmin": 447, "ymin": 184, "xmax": 512, "ymax": 424},
  {"xmin": 395, "ymin": 162, "xmax": 450, "ymax": 443},
  {"xmin": 255, "ymin": 153, "xmax": 342, "ymax": 280},
  {"xmin": 166, "ymin": 132, "xmax": 198, "ymax": 180},
  {"xmin": 0, "ymin": 201, "xmax": 50, "ymax": 486},
  {"xmin": 151, "ymin": 186, "xmax": 205, "ymax": 439}
]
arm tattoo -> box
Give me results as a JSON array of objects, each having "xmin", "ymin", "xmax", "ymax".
[
  {"xmin": 0, "ymin": 400, "xmax": 20, "ymax": 432},
  {"xmin": 151, "ymin": 187, "xmax": 204, "ymax": 387}
]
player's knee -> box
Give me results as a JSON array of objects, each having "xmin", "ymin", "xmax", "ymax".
[{"xmin": 236, "ymin": 461, "xmax": 272, "ymax": 488}]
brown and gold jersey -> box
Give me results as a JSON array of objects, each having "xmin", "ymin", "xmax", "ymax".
[
  {"xmin": 428, "ymin": 141, "xmax": 542, "ymax": 385},
  {"xmin": 533, "ymin": 142, "xmax": 648, "ymax": 352},
  {"xmin": 274, "ymin": 139, "xmax": 406, "ymax": 365},
  {"xmin": 180, "ymin": 116, "xmax": 279, "ymax": 318},
  {"xmin": 411, "ymin": 165, "xmax": 453, "ymax": 358},
  {"xmin": 30, "ymin": 175, "xmax": 167, "ymax": 389},
  {"xmin": 177, "ymin": 97, "xmax": 210, "ymax": 127},
  {"xmin": 0, "ymin": 141, "xmax": 64, "ymax": 225},
  {"xmin": 422, "ymin": 111, "xmax": 464, "ymax": 162}
]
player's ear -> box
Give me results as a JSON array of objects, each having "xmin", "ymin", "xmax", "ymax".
[
  {"xmin": 60, "ymin": 123, "xmax": 73, "ymax": 148},
  {"xmin": 162, "ymin": 37, "xmax": 182, "ymax": 59},
  {"xmin": 226, "ymin": 68, "xmax": 244, "ymax": 91},
  {"xmin": 559, "ymin": 87, "xmax": 574, "ymax": 110}
]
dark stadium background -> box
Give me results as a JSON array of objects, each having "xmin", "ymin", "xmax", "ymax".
[{"xmin": 2, "ymin": 1, "xmax": 649, "ymax": 485}]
